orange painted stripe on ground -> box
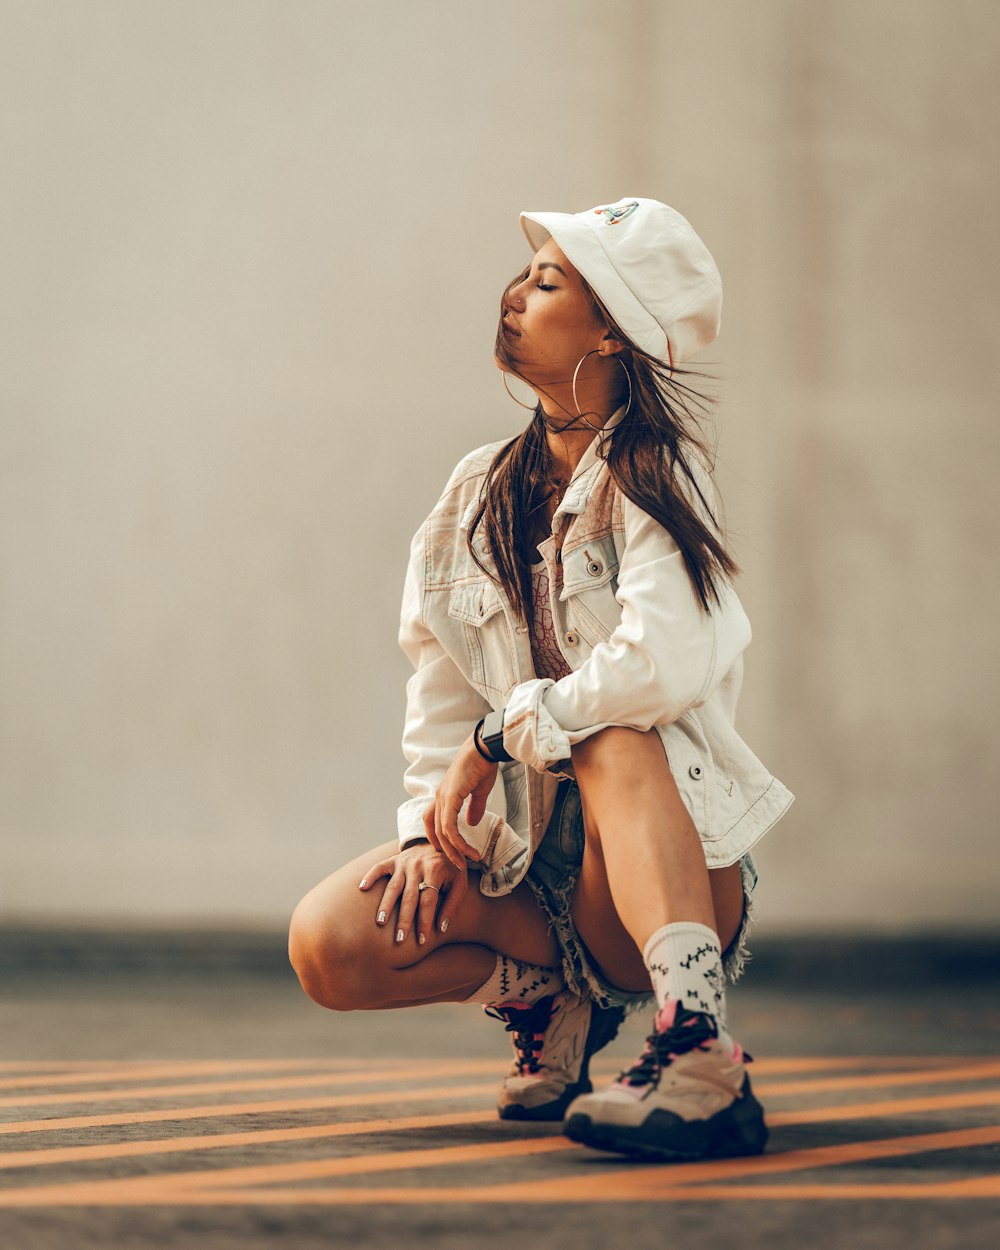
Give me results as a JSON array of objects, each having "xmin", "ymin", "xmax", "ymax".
[
  {"xmin": 0, "ymin": 1135, "xmax": 570, "ymax": 1208},
  {"xmin": 0, "ymin": 1060, "xmax": 504, "ymax": 1109},
  {"xmin": 753, "ymin": 1058, "xmax": 1000, "ymax": 1098},
  {"xmin": 0, "ymin": 1081, "xmax": 499, "ymax": 1135},
  {"xmin": 0, "ymin": 1058, "xmax": 372, "ymax": 1091},
  {"xmin": 130, "ymin": 1171, "xmax": 1000, "ymax": 1206},
  {"xmin": 4, "ymin": 1085, "xmax": 1000, "ymax": 1173},
  {"xmin": 768, "ymin": 1086, "xmax": 1000, "ymax": 1125},
  {"xmin": 0, "ymin": 1110, "xmax": 497, "ymax": 1170},
  {"xmin": 941, "ymin": 1173, "xmax": 1000, "ymax": 1197},
  {"xmin": 737, "ymin": 1056, "xmax": 957, "ymax": 1075}
]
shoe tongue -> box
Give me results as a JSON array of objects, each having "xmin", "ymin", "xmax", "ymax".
[
  {"xmin": 653, "ymin": 998, "xmax": 681, "ymax": 1032},
  {"xmin": 653, "ymin": 1000, "xmax": 729, "ymax": 1051}
]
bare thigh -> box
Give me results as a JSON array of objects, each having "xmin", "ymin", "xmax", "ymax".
[{"xmin": 288, "ymin": 840, "xmax": 559, "ymax": 1010}]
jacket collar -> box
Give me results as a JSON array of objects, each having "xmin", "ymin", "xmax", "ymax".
[
  {"xmin": 553, "ymin": 403, "xmax": 626, "ymax": 520},
  {"xmin": 459, "ymin": 404, "xmax": 626, "ymax": 532}
]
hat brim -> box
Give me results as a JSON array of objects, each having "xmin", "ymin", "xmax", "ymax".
[{"xmin": 520, "ymin": 211, "xmax": 565, "ymax": 253}]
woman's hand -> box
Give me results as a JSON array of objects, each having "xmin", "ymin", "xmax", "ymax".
[
  {"xmin": 423, "ymin": 732, "xmax": 498, "ymax": 870},
  {"xmin": 358, "ymin": 843, "xmax": 467, "ymax": 945}
]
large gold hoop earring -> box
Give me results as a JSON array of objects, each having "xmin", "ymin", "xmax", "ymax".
[
  {"xmin": 571, "ymin": 351, "xmax": 633, "ymax": 420},
  {"xmin": 501, "ymin": 370, "xmax": 538, "ymax": 411}
]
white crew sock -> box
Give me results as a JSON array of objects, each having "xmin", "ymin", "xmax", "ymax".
[
  {"xmin": 642, "ymin": 921, "xmax": 729, "ymax": 1031},
  {"xmin": 463, "ymin": 953, "xmax": 565, "ymax": 1006}
]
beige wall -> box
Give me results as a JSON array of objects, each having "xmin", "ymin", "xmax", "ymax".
[{"xmin": 2, "ymin": 0, "xmax": 996, "ymax": 930}]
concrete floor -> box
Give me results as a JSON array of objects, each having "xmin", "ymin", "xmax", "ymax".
[{"xmin": 1, "ymin": 933, "xmax": 998, "ymax": 1250}]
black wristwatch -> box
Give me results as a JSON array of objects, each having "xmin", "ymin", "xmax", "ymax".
[{"xmin": 479, "ymin": 708, "xmax": 513, "ymax": 763}]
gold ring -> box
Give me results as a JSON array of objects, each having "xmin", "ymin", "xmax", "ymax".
[{"xmin": 418, "ymin": 882, "xmax": 440, "ymax": 894}]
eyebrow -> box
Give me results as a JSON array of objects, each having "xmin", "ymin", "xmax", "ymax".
[{"xmin": 536, "ymin": 262, "xmax": 567, "ymax": 276}]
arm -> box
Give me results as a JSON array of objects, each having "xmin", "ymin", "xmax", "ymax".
[
  {"xmin": 501, "ymin": 491, "xmax": 752, "ymax": 771},
  {"xmin": 397, "ymin": 525, "xmax": 526, "ymax": 873}
]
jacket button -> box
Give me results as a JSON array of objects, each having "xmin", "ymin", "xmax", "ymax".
[
  {"xmin": 564, "ymin": 631, "xmax": 579, "ymax": 647},
  {"xmin": 688, "ymin": 764, "xmax": 703, "ymax": 780},
  {"xmin": 555, "ymin": 549, "xmax": 563, "ymax": 565},
  {"xmin": 587, "ymin": 560, "xmax": 603, "ymax": 576}
]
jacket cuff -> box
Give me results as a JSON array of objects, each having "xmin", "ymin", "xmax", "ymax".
[
  {"xmin": 499, "ymin": 679, "xmax": 573, "ymax": 772},
  {"xmin": 397, "ymin": 797, "xmax": 527, "ymax": 872}
]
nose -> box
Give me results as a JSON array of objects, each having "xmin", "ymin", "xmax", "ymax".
[{"xmin": 504, "ymin": 278, "xmax": 527, "ymax": 313}]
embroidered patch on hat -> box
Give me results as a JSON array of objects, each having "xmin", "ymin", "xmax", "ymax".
[{"xmin": 594, "ymin": 200, "xmax": 639, "ymax": 226}]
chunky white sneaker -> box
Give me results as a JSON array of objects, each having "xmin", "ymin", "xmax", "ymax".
[
  {"xmin": 487, "ymin": 989, "xmax": 625, "ymax": 1122},
  {"xmin": 563, "ymin": 999, "xmax": 768, "ymax": 1159}
]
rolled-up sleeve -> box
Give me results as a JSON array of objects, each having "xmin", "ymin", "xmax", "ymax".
[{"xmin": 501, "ymin": 493, "xmax": 752, "ymax": 772}]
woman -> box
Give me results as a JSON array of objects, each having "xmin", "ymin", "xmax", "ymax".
[{"xmin": 289, "ymin": 197, "xmax": 793, "ymax": 1161}]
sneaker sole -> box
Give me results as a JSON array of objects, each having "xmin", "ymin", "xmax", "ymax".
[
  {"xmin": 499, "ymin": 1078, "xmax": 592, "ymax": 1122},
  {"xmin": 498, "ymin": 1002, "xmax": 627, "ymax": 1123},
  {"xmin": 563, "ymin": 1074, "xmax": 768, "ymax": 1160}
]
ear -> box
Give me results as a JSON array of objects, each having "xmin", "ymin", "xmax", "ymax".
[{"xmin": 597, "ymin": 334, "xmax": 625, "ymax": 357}]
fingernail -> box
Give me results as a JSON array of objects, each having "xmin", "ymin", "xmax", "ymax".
[
  {"xmin": 377, "ymin": 911, "xmax": 386, "ymax": 925},
  {"xmin": 359, "ymin": 878, "xmax": 367, "ymax": 889},
  {"xmin": 395, "ymin": 929, "xmax": 405, "ymax": 944},
  {"xmin": 418, "ymin": 934, "xmax": 426, "ymax": 946},
  {"xmin": 440, "ymin": 918, "xmax": 449, "ymax": 933}
]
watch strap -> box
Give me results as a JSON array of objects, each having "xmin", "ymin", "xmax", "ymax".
[{"xmin": 480, "ymin": 708, "xmax": 513, "ymax": 763}]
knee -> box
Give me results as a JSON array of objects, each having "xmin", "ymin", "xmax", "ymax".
[
  {"xmin": 572, "ymin": 727, "xmax": 674, "ymax": 848},
  {"xmin": 288, "ymin": 894, "xmax": 370, "ymax": 1012},
  {"xmin": 572, "ymin": 726, "xmax": 664, "ymax": 785}
]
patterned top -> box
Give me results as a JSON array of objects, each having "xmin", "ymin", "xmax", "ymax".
[{"xmin": 529, "ymin": 563, "xmax": 571, "ymax": 681}]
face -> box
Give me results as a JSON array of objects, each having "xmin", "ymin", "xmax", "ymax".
[{"xmin": 496, "ymin": 238, "xmax": 613, "ymax": 384}]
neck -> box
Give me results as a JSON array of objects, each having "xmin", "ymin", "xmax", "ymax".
[
  {"xmin": 544, "ymin": 421, "xmax": 601, "ymax": 483},
  {"xmin": 533, "ymin": 357, "xmax": 624, "ymax": 480}
]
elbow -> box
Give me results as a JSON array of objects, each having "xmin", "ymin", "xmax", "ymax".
[{"xmin": 650, "ymin": 686, "xmax": 699, "ymax": 727}]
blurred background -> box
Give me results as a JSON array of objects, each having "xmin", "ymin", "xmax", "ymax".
[{"xmin": 2, "ymin": 0, "xmax": 997, "ymax": 937}]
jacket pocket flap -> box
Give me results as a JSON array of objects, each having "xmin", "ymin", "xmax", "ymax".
[
  {"xmin": 447, "ymin": 578, "xmax": 505, "ymax": 626},
  {"xmin": 560, "ymin": 536, "xmax": 619, "ymax": 597}
]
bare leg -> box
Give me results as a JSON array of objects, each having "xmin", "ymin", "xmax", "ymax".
[
  {"xmin": 569, "ymin": 727, "xmax": 745, "ymax": 993},
  {"xmin": 289, "ymin": 839, "xmax": 559, "ymax": 1011}
]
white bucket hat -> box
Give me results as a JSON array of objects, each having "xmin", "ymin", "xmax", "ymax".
[{"xmin": 519, "ymin": 197, "xmax": 722, "ymax": 369}]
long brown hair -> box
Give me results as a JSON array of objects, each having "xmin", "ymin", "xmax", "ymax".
[{"xmin": 468, "ymin": 266, "xmax": 739, "ymax": 629}]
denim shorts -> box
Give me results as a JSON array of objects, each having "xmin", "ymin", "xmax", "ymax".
[{"xmin": 524, "ymin": 779, "xmax": 758, "ymax": 1016}]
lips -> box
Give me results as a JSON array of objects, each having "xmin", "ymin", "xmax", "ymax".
[{"xmin": 502, "ymin": 316, "xmax": 521, "ymax": 337}]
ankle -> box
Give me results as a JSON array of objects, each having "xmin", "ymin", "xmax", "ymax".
[
  {"xmin": 464, "ymin": 953, "xmax": 565, "ymax": 1006},
  {"xmin": 643, "ymin": 921, "xmax": 729, "ymax": 1028}
]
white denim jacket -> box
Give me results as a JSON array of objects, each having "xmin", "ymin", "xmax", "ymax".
[{"xmin": 397, "ymin": 422, "xmax": 793, "ymax": 897}]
